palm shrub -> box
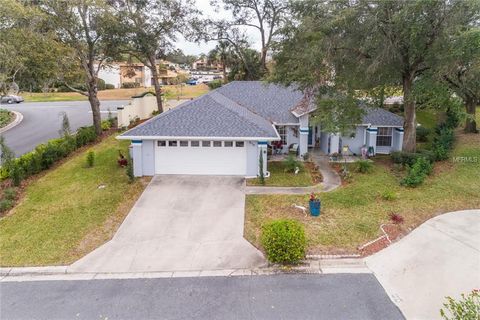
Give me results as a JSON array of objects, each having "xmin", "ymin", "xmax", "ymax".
[
  {"xmin": 355, "ymin": 160, "xmax": 373, "ymax": 173},
  {"xmin": 258, "ymin": 151, "xmax": 265, "ymax": 185},
  {"xmin": 86, "ymin": 151, "xmax": 95, "ymax": 167},
  {"xmin": 261, "ymin": 219, "xmax": 306, "ymax": 264},
  {"xmin": 126, "ymin": 156, "xmax": 135, "ymax": 183},
  {"xmin": 284, "ymin": 154, "xmax": 303, "ymax": 173}
]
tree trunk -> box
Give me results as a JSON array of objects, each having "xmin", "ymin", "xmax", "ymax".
[
  {"xmin": 87, "ymin": 79, "xmax": 102, "ymax": 136},
  {"xmin": 402, "ymin": 74, "xmax": 416, "ymax": 152},
  {"xmin": 149, "ymin": 56, "xmax": 163, "ymax": 113},
  {"xmin": 222, "ymin": 57, "xmax": 228, "ymax": 84},
  {"xmin": 260, "ymin": 47, "xmax": 268, "ymax": 74},
  {"xmin": 464, "ymin": 96, "xmax": 478, "ymax": 133}
]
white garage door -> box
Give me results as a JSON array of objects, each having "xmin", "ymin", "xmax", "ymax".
[{"xmin": 155, "ymin": 140, "xmax": 247, "ymax": 175}]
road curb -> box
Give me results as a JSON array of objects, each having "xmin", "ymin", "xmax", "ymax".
[
  {"xmin": 0, "ymin": 258, "xmax": 371, "ymax": 282},
  {"xmin": 0, "ymin": 110, "xmax": 23, "ymax": 134}
]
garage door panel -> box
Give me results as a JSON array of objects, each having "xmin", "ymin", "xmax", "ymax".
[{"xmin": 155, "ymin": 143, "xmax": 247, "ymax": 175}]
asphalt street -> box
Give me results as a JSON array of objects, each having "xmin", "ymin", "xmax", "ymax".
[
  {"xmin": 0, "ymin": 274, "xmax": 404, "ymax": 320},
  {"xmin": 1, "ymin": 100, "xmax": 128, "ymax": 156}
]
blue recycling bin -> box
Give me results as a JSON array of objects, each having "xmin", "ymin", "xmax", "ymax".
[{"xmin": 309, "ymin": 200, "xmax": 321, "ymax": 216}]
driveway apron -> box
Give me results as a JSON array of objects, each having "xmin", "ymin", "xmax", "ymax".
[
  {"xmin": 366, "ymin": 210, "xmax": 480, "ymax": 320},
  {"xmin": 69, "ymin": 175, "xmax": 265, "ymax": 273}
]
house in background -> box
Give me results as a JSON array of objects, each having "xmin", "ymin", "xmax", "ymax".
[
  {"xmin": 98, "ymin": 61, "xmax": 185, "ymax": 88},
  {"xmin": 118, "ymin": 81, "xmax": 404, "ymax": 177}
]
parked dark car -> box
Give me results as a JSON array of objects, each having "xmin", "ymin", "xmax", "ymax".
[{"xmin": 1, "ymin": 95, "xmax": 24, "ymax": 104}]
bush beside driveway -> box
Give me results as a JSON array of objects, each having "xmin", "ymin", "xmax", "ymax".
[{"xmin": 0, "ymin": 135, "xmax": 149, "ymax": 266}]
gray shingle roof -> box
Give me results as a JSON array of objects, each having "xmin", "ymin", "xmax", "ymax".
[
  {"xmin": 120, "ymin": 81, "xmax": 404, "ymax": 139},
  {"xmin": 120, "ymin": 91, "xmax": 278, "ymax": 139},
  {"xmin": 216, "ymin": 81, "xmax": 303, "ymax": 124},
  {"xmin": 362, "ymin": 107, "xmax": 404, "ymax": 127}
]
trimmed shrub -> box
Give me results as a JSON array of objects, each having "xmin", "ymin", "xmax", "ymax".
[
  {"xmin": 355, "ymin": 160, "xmax": 373, "ymax": 173},
  {"xmin": 105, "ymin": 84, "xmax": 115, "ymax": 90},
  {"xmin": 3, "ymin": 188, "xmax": 17, "ymax": 201},
  {"xmin": 86, "ymin": 151, "xmax": 95, "ymax": 167},
  {"xmin": 76, "ymin": 126, "xmax": 97, "ymax": 148},
  {"xmin": 1, "ymin": 125, "xmax": 97, "ymax": 183},
  {"xmin": 261, "ymin": 219, "xmax": 306, "ymax": 264},
  {"xmin": 391, "ymin": 151, "xmax": 434, "ymax": 167},
  {"xmin": 207, "ymin": 80, "xmax": 223, "ymax": 90},
  {"xmin": 381, "ymin": 190, "xmax": 397, "ymax": 201},
  {"xmin": 10, "ymin": 165, "xmax": 23, "ymax": 187},
  {"xmin": 401, "ymin": 157, "xmax": 433, "ymax": 187},
  {"xmin": 284, "ymin": 154, "xmax": 303, "ymax": 173},
  {"xmin": 97, "ymin": 78, "xmax": 106, "ymax": 91},
  {"xmin": 101, "ymin": 120, "xmax": 111, "ymax": 131},
  {"xmin": 0, "ymin": 199, "xmax": 14, "ymax": 213},
  {"xmin": 416, "ymin": 126, "xmax": 431, "ymax": 142},
  {"xmin": 122, "ymin": 82, "xmax": 140, "ymax": 89}
]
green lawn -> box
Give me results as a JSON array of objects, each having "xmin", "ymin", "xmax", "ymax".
[
  {"xmin": 23, "ymin": 92, "xmax": 88, "ymax": 102},
  {"xmin": 0, "ymin": 135, "xmax": 149, "ymax": 266},
  {"xmin": 416, "ymin": 110, "xmax": 438, "ymax": 129},
  {"xmin": 246, "ymin": 161, "xmax": 319, "ymax": 187},
  {"xmin": 245, "ymin": 133, "xmax": 480, "ymax": 255},
  {"xmin": 0, "ymin": 109, "xmax": 14, "ymax": 128}
]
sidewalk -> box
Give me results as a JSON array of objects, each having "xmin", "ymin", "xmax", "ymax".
[{"xmin": 245, "ymin": 151, "xmax": 341, "ymax": 195}]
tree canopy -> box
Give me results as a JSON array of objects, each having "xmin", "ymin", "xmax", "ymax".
[{"xmin": 271, "ymin": 0, "xmax": 479, "ymax": 150}]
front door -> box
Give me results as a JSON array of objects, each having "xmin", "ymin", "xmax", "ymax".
[{"xmin": 308, "ymin": 127, "xmax": 313, "ymax": 146}]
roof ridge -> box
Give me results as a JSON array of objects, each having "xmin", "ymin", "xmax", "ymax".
[{"xmin": 208, "ymin": 91, "xmax": 275, "ymax": 137}]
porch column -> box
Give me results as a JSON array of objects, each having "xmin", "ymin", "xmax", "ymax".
[
  {"xmin": 131, "ymin": 140, "xmax": 143, "ymax": 177},
  {"xmin": 366, "ymin": 127, "xmax": 378, "ymax": 155},
  {"xmin": 299, "ymin": 114, "xmax": 309, "ymax": 157},
  {"xmin": 258, "ymin": 141, "xmax": 268, "ymax": 176},
  {"xmin": 393, "ymin": 127, "xmax": 404, "ymax": 151},
  {"xmin": 330, "ymin": 134, "xmax": 340, "ymax": 154}
]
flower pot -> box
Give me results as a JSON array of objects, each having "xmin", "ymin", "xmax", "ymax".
[{"xmin": 309, "ymin": 200, "xmax": 321, "ymax": 216}]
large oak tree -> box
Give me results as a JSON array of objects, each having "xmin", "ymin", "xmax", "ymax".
[
  {"xmin": 111, "ymin": 0, "xmax": 198, "ymax": 113},
  {"xmin": 272, "ymin": 0, "xmax": 477, "ymax": 152}
]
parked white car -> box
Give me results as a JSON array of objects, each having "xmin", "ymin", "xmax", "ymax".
[{"xmin": 1, "ymin": 95, "xmax": 24, "ymax": 104}]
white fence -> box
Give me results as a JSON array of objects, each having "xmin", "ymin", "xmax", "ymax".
[{"xmin": 117, "ymin": 95, "xmax": 157, "ymax": 128}]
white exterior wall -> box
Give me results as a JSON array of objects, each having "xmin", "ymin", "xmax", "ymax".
[
  {"xmin": 246, "ymin": 141, "xmax": 259, "ymax": 177},
  {"xmin": 340, "ymin": 126, "xmax": 367, "ymax": 155},
  {"xmin": 392, "ymin": 128, "xmax": 404, "ymax": 152},
  {"xmin": 98, "ymin": 65, "xmax": 121, "ymax": 88},
  {"xmin": 141, "ymin": 140, "xmax": 155, "ymax": 176}
]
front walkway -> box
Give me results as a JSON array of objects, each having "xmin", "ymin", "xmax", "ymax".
[
  {"xmin": 366, "ymin": 209, "xmax": 480, "ymax": 320},
  {"xmin": 69, "ymin": 175, "xmax": 265, "ymax": 273},
  {"xmin": 245, "ymin": 149, "xmax": 341, "ymax": 195}
]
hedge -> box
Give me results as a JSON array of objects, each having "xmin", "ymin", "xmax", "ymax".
[
  {"xmin": 261, "ymin": 219, "xmax": 306, "ymax": 264},
  {"xmin": 1, "ymin": 126, "xmax": 97, "ymax": 181}
]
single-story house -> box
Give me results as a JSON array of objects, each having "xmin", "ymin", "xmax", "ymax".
[{"xmin": 118, "ymin": 81, "xmax": 404, "ymax": 177}]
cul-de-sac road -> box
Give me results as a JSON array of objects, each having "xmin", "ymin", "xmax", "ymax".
[{"xmin": 1, "ymin": 100, "xmax": 128, "ymax": 156}]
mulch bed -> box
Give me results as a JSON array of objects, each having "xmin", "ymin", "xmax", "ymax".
[
  {"xmin": 305, "ymin": 162, "xmax": 323, "ymax": 183},
  {"xmin": 359, "ymin": 223, "xmax": 405, "ymax": 257}
]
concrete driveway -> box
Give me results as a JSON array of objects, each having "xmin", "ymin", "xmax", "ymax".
[
  {"xmin": 366, "ymin": 210, "xmax": 480, "ymax": 320},
  {"xmin": 70, "ymin": 175, "xmax": 265, "ymax": 273}
]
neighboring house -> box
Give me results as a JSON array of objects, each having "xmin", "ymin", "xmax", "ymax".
[
  {"xmin": 118, "ymin": 81, "xmax": 404, "ymax": 177},
  {"xmin": 98, "ymin": 61, "xmax": 184, "ymax": 88},
  {"xmin": 98, "ymin": 64, "xmax": 121, "ymax": 88}
]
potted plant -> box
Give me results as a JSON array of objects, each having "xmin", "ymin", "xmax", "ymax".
[{"xmin": 309, "ymin": 193, "xmax": 321, "ymax": 216}]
